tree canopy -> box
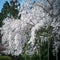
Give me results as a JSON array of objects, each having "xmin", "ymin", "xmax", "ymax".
[{"xmin": 0, "ymin": 0, "xmax": 20, "ymax": 27}]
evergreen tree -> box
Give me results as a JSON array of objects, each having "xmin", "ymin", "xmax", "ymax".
[
  {"xmin": 0, "ymin": 1, "xmax": 10, "ymax": 27},
  {"xmin": 1, "ymin": 1, "xmax": 10, "ymax": 18},
  {"xmin": 0, "ymin": 13, "xmax": 4, "ymax": 27},
  {"xmin": 9, "ymin": 0, "xmax": 20, "ymax": 18},
  {"xmin": 0, "ymin": 0, "xmax": 20, "ymax": 27}
]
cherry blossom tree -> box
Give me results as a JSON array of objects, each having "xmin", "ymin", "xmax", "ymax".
[{"xmin": 1, "ymin": 1, "xmax": 60, "ymax": 60}]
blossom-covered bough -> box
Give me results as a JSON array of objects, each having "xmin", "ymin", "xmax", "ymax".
[{"xmin": 1, "ymin": 0, "xmax": 60, "ymax": 60}]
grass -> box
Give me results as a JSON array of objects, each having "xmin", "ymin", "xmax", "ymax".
[{"xmin": 0, "ymin": 56, "xmax": 12, "ymax": 60}]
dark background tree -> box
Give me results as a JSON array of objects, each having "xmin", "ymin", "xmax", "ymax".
[
  {"xmin": 9, "ymin": 0, "xmax": 20, "ymax": 18},
  {"xmin": 0, "ymin": 0, "xmax": 20, "ymax": 27},
  {"xmin": 1, "ymin": 1, "xmax": 10, "ymax": 18}
]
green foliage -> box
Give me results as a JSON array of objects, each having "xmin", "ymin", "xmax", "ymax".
[
  {"xmin": 21, "ymin": 26, "xmax": 54, "ymax": 60},
  {"xmin": 9, "ymin": 0, "xmax": 20, "ymax": 18},
  {"xmin": 1, "ymin": 0, "xmax": 20, "ymax": 18},
  {"xmin": 31, "ymin": 53, "xmax": 40, "ymax": 60},
  {"xmin": 0, "ymin": 1, "xmax": 10, "ymax": 27},
  {"xmin": 0, "ymin": 56, "xmax": 12, "ymax": 60},
  {"xmin": 22, "ymin": 54, "xmax": 30, "ymax": 60},
  {"xmin": 21, "ymin": 53, "xmax": 41, "ymax": 60},
  {"xmin": 0, "ymin": 13, "xmax": 4, "ymax": 27},
  {"xmin": 1, "ymin": 1, "xmax": 10, "ymax": 18},
  {"xmin": 0, "ymin": 0, "xmax": 20, "ymax": 27},
  {"xmin": 34, "ymin": 26, "xmax": 54, "ymax": 60}
]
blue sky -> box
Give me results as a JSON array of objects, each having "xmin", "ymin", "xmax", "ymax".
[
  {"xmin": 0, "ymin": 0, "xmax": 10, "ymax": 12},
  {"xmin": 0, "ymin": 0, "xmax": 37, "ymax": 12},
  {"xmin": 0, "ymin": 0, "xmax": 23, "ymax": 12}
]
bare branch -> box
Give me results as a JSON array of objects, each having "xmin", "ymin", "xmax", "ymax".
[
  {"xmin": 35, "ymin": 3, "xmax": 52, "ymax": 16},
  {"xmin": 47, "ymin": 0, "xmax": 52, "ymax": 7},
  {"xmin": 47, "ymin": 0, "xmax": 56, "ymax": 7}
]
